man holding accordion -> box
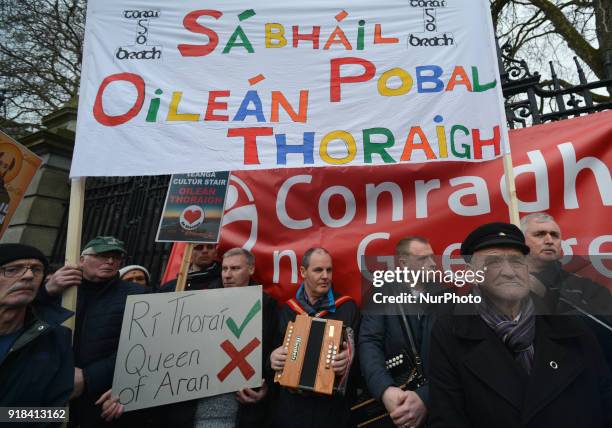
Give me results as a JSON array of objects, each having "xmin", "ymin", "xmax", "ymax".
[
  {"xmin": 270, "ymin": 247, "xmax": 360, "ymax": 428},
  {"xmin": 357, "ymin": 237, "xmax": 448, "ymax": 428}
]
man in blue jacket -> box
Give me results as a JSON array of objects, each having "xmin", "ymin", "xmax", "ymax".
[
  {"xmin": 0, "ymin": 244, "xmax": 74, "ymax": 426},
  {"xmin": 43, "ymin": 236, "xmax": 146, "ymax": 427}
]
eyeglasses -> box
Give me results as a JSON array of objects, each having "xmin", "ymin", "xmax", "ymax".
[
  {"xmin": 0, "ymin": 265, "xmax": 45, "ymax": 278},
  {"xmin": 85, "ymin": 253, "xmax": 124, "ymax": 262}
]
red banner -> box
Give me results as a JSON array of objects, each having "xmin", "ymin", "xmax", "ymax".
[{"xmin": 163, "ymin": 111, "xmax": 612, "ymax": 303}]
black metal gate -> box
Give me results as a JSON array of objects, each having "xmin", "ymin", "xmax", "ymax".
[
  {"xmin": 499, "ymin": 43, "xmax": 612, "ymax": 128},
  {"xmin": 50, "ymin": 175, "xmax": 172, "ymax": 285}
]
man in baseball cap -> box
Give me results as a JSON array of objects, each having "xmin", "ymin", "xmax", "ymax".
[
  {"xmin": 42, "ymin": 236, "xmax": 145, "ymax": 426},
  {"xmin": 81, "ymin": 236, "xmax": 127, "ymax": 255},
  {"xmin": 0, "ymin": 243, "xmax": 74, "ymax": 409}
]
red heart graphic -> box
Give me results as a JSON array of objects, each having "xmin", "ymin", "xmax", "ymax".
[{"xmin": 183, "ymin": 209, "xmax": 202, "ymax": 225}]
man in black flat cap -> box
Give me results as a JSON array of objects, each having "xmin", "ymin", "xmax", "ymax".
[
  {"xmin": 428, "ymin": 222, "xmax": 612, "ymax": 428},
  {"xmin": 0, "ymin": 244, "xmax": 74, "ymax": 417}
]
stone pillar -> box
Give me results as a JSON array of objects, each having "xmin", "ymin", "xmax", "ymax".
[{"xmin": 0, "ymin": 107, "xmax": 76, "ymax": 257}]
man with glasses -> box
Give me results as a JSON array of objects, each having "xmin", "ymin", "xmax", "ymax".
[
  {"xmin": 0, "ymin": 243, "xmax": 74, "ymax": 413},
  {"xmin": 160, "ymin": 243, "xmax": 222, "ymax": 292},
  {"xmin": 428, "ymin": 222, "xmax": 612, "ymax": 428},
  {"xmin": 43, "ymin": 236, "xmax": 146, "ymax": 427}
]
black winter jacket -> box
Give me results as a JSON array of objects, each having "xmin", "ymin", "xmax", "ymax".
[
  {"xmin": 39, "ymin": 275, "xmax": 146, "ymax": 427},
  {"xmin": 428, "ymin": 304, "xmax": 612, "ymax": 428},
  {"xmin": 159, "ymin": 262, "xmax": 222, "ymax": 292},
  {"xmin": 0, "ymin": 303, "xmax": 74, "ymax": 428},
  {"xmin": 273, "ymin": 292, "xmax": 360, "ymax": 428}
]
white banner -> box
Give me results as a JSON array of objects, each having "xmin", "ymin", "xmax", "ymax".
[
  {"xmin": 72, "ymin": 0, "xmax": 509, "ymax": 177},
  {"xmin": 111, "ymin": 287, "xmax": 262, "ymax": 411}
]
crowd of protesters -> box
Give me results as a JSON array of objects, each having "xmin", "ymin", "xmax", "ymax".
[{"xmin": 1, "ymin": 213, "xmax": 611, "ymax": 428}]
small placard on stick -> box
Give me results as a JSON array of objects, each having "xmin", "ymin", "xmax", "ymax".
[{"xmin": 156, "ymin": 171, "xmax": 230, "ymax": 243}]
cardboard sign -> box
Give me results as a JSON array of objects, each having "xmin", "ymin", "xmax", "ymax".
[
  {"xmin": 0, "ymin": 131, "xmax": 42, "ymax": 238},
  {"xmin": 156, "ymin": 171, "xmax": 230, "ymax": 242},
  {"xmin": 71, "ymin": 0, "xmax": 508, "ymax": 176},
  {"xmin": 112, "ymin": 286, "xmax": 262, "ymax": 411}
]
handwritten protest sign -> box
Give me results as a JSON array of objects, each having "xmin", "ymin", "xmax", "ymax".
[
  {"xmin": 112, "ymin": 286, "xmax": 262, "ymax": 411},
  {"xmin": 0, "ymin": 131, "xmax": 42, "ymax": 238},
  {"xmin": 71, "ymin": 0, "xmax": 508, "ymax": 177},
  {"xmin": 156, "ymin": 171, "xmax": 230, "ymax": 242}
]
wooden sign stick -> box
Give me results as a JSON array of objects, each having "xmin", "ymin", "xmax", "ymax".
[
  {"xmin": 502, "ymin": 152, "xmax": 520, "ymax": 226},
  {"xmin": 175, "ymin": 243, "xmax": 194, "ymax": 292},
  {"xmin": 62, "ymin": 177, "xmax": 86, "ymax": 331}
]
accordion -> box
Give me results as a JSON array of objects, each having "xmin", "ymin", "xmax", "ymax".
[
  {"xmin": 274, "ymin": 314, "xmax": 344, "ymax": 395},
  {"xmin": 351, "ymin": 351, "xmax": 427, "ymax": 427}
]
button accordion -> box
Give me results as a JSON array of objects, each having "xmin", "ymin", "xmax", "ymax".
[
  {"xmin": 274, "ymin": 314, "xmax": 344, "ymax": 395},
  {"xmin": 351, "ymin": 351, "xmax": 427, "ymax": 427}
]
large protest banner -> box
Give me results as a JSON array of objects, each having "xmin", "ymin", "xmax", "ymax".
[
  {"xmin": 112, "ymin": 286, "xmax": 262, "ymax": 411},
  {"xmin": 161, "ymin": 110, "xmax": 612, "ymax": 302},
  {"xmin": 72, "ymin": 0, "xmax": 508, "ymax": 177}
]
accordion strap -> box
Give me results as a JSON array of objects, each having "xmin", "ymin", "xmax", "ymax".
[
  {"xmin": 286, "ymin": 295, "xmax": 353, "ymax": 317},
  {"xmin": 395, "ymin": 297, "xmax": 426, "ymax": 382}
]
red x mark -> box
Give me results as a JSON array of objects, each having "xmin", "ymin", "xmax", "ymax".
[{"xmin": 217, "ymin": 338, "xmax": 260, "ymax": 382}]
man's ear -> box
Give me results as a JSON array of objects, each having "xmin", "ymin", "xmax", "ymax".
[
  {"xmin": 248, "ymin": 265, "xmax": 255, "ymax": 276},
  {"xmin": 465, "ymin": 259, "xmax": 479, "ymax": 277},
  {"xmin": 299, "ymin": 265, "xmax": 306, "ymax": 279}
]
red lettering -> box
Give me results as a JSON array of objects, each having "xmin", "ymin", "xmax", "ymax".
[
  {"xmin": 472, "ymin": 126, "xmax": 501, "ymax": 159},
  {"xmin": 227, "ymin": 127, "xmax": 274, "ymax": 165},
  {"xmin": 178, "ymin": 10, "xmax": 222, "ymax": 57},
  {"xmin": 292, "ymin": 26, "xmax": 321, "ymax": 49},
  {"xmin": 205, "ymin": 90, "xmax": 230, "ymax": 121},
  {"xmin": 329, "ymin": 57, "xmax": 376, "ymax": 102},
  {"xmin": 93, "ymin": 73, "xmax": 145, "ymax": 126}
]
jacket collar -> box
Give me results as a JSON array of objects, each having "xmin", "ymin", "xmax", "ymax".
[
  {"xmin": 8, "ymin": 305, "xmax": 71, "ymax": 356},
  {"xmin": 31, "ymin": 302, "xmax": 73, "ymax": 326},
  {"xmin": 81, "ymin": 274, "xmax": 120, "ymax": 295}
]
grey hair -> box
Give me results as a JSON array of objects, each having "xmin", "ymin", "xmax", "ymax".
[
  {"xmin": 222, "ymin": 247, "xmax": 255, "ymax": 266},
  {"xmin": 519, "ymin": 213, "xmax": 556, "ymax": 232},
  {"xmin": 395, "ymin": 236, "xmax": 429, "ymax": 255},
  {"xmin": 301, "ymin": 247, "xmax": 331, "ymax": 269}
]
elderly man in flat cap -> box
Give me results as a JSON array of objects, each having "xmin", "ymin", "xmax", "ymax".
[
  {"xmin": 41, "ymin": 236, "xmax": 146, "ymax": 427},
  {"xmin": 0, "ymin": 243, "xmax": 74, "ymax": 416},
  {"xmin": 428, "ymin": 222, "xmax": 612, "ymax": 428}
]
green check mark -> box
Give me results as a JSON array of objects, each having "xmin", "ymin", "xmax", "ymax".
[{"xmin": 226, "ymin": 299, "xmax": 262, "ymax": 339}]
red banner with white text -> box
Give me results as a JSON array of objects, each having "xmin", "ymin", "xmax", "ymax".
[{"xmin": 163, "ymin": 111, "xmax": 612, "ymax": 303}]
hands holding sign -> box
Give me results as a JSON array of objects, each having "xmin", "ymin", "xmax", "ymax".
[
  {"xmin": 96, "ymin": 389, "xmax": 124, "ymax": 422},
  {"xmin": 235, "ymin": 380, "xmax": 268, "ymax": 404}
]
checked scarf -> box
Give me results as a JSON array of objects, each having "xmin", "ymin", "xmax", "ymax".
[{"xmin": 477, "ymin": 292, "xmax": 536, "ymax": 375}]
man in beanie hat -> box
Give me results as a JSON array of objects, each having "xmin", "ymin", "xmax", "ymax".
[
  {"xmin": 428, "ymin": 222, "xmax": 612, "ymax": 428},
  {"xmin": 0, "ymin": 243, "xmax": 74, "ymax": 416},
  {"xmin": 42, "ymin": 236, "xmax": 146, "ymax": 427}
]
